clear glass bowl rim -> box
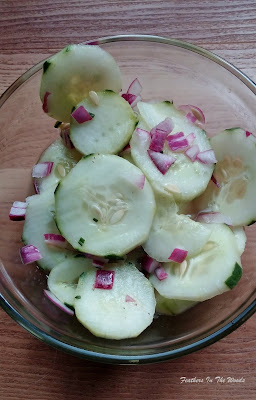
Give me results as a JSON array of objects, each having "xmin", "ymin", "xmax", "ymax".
[{"xmin": 0, "ymin": 34, "xmax": 255, "ymax": 364}]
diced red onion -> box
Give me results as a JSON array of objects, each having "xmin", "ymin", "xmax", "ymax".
[
  {"xmin": 13, "ymin": 201, "xmax": 27, "ymax": 209},
  {"xmin": 94, "ymin": 270, "xmax": 115, "ymax": 289},
  {"xmin": 92, "ymin": 259, "xmax": 105, "ymax": 268},
  {"xmin": 42, "ymin": 91, "xmax": 51, "ymax": 113},
  {"xmin": 211, "ymin": 175, "xmax": 220, "ymax": 188},
  {"xmin": 148, "ymin": 150, "xmax": 176, "ymax": 175},
  {"xmin": 168, "ymin": 248, "xmax": 188, "ymax": 263},
  {"xmin": 127, "ymin": 78, "xmax": 142, "ymax": 96},
  {"xmin": 43, "ymin": 289, "xmax": 74, "ymax": 316},
  {"xmin": 125, "ymin": 295, "xmax": 136, "ymax": 302},
  {"xmin": 71, "ymin": 106, "xmax": 93, "ymax": 124},
  {"xmin": 150, "ymin": 118, "xmax": 174, "ymax": 136},
  {"xmin": 130, "ymin": 95, "xmax": 141, "ymax": 108},
  {"xmin": 166, "ymin": 132, "xmax": 184, "ymax": 142},
  {"xmin": 136, "ymin": 128, "xmax": 151, "ymax": 139},
  {"xmin": 178, "ymin": 104, "xmax": 205, "ymax": 127},
  {"xmin": 195, "ymin": 211, "xmax": 232, "ymax": 226},
  {"xmin": 32, "ymin": 162, "xmax": 54, "ymax": 178},
  {"xmin": 142, "ymin": 255, "xmax": 160, "ymax": 273},
  {"xmin": 20, "ymin": 245, "xmax": 42, "ymax": 264},
  {"xmin": 44, "ymin": 233, "xmax": 67, "ymax": 248},
  {"xmin": 155, "ymin": 266, "xmax": 168, "ymax": 281},
  {"xmin": 149, "ymin": 129, "xmax": 169, "ymax": 152},
  {"xmin": 122, "ymin": 93, "xmax": 137, "ymax": 105},
  {"xmin": 185, "ymin": 144, "xmax": 200, "ymax": 162},
  {"xmin": 135, "ymin": 174, "xmax": 145, "ymax": 190},
  {"xmin": 168, "ymin": 138, "xmax": 189, "ymax": 152},
  {"xmin": 186, "ymin": 132, "xmax": 196, "ymax": 145},
  {"xmin": 60, "ymin": 127, "xmax": 74, "ymax": 149},
  {"xmin": 119, "ymin": 143, "xmax": 131, "ymax": 155},
  {"xmin": 246, "ymin": 131, "xmax": 252, "ymax": 137},
  {"xmin": 196, "ymin": 150, "xmax": 217, "ymax": 164},
  {"xmin": 9, "ymin": 207, "xmax": 26, "ymax": 221}
]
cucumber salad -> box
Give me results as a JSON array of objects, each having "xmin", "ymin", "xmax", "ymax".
[{"xmin": 9, "ymin": 43, "xmax": 256, "ymax": 340}]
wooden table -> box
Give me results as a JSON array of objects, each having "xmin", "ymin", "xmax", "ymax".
[{"xmin": 0, "ymin": 1, "xmax": 255, "ymax": 399}]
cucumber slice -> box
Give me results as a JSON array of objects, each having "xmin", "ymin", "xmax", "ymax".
[
  {"xmin": 74, "ymin": 263, "xmax": 156, "ymax": 339},
  {"xmin": 155, "ymin": 292, "xmax": 197, "ymax": 316},
  {"xmin": 232, "ymin": 227, "xmax": 246, "ymax": 255},
  {"xmin": 194, "ymin": 128, "xmax": 256, "ymax": 226},
  {"xmin": 143, "ymin": 196, "xmax": 211, "ymax": 262},
  {"xmin": 70, "ymin": 91, "xmax": 137, "ymax": 155},
  {"xmin": 40, "ymin": 44, "xmax": 122, "ymax": 122},
  {"xmin": 55, "ymin": 155, "xmax": 156, "ymax": 256},
  {"xmin": 130, "ymin": 101, "xmax": 214, "ymax": 201},
  {"xmin": 22, "ymin": 190, "xmax": 73, "ymax": 271},
  {"xmin": 150, "ymin": 223, "xmax": 242, "ymax": 301},
  {"xmin": 48, "ymin": 255, "xmax": 92, "ymax": 307},
  {"xmin": 34, "ymin": 138, "xmax": 82, "ymax": 193}
]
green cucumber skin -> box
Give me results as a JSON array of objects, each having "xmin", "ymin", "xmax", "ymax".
[
  {"xmin": 247, "ymin": 220, "xmax": 256, "ymax": 227},
  {"xmin": 225, "ymin": 263, "xmax": 242, "ymax": 290}
]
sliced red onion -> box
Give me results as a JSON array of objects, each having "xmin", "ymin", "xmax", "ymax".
[
  {"xmin": 92, "ymin": 259, "xmax": 105, "ymax": 268},
  {"xmin": 20, "ymin": 245, "xmax": 42, "ymax": 264},
  {"xmin": 9, "ymin": 207, "xmax": 26, "ymax": 221},
  {"xmin": 127, "ymin": 78, "xmax": 142, "ymax": 96},
  {"xmin": 84, "ymin": 253, "xmax": 108, "ymax": 263},
  {"xmin": 60, "ymin": 127, "xmax": 74, "ymax": 149},
  {"xmin": 130, "ymin": 95, "xmax": 141, "ymax": 108},
  {"xmin": 178, "ymin": 104, "xmax": 205, "ymax": 126},
  {"xmin": 155, "ymin": 266, "xmax": 168, "ymax": 281},
  {"xmin": 71, "ymin": 106, "xmax": 93, "ymax": 124},
  {"xmin": 150, "ymin": 118, "xmax": 174, "ymax": 136},
  {"xmin": 211, "ymin": 175, "xmax": 220, "ymax": 188},
  {"xmin": 119, "ymin": 143, "xmax": 131, "ymax": 155},
  {"xmin": 42, "ymin": 91, "xmax": 51, "ymax": 113},
  {"xmin": 136, "ymin": 127, "xmax": 151, "ymax": 139},
  {"xmin": 122, "ymin": 93, "xmax": 137, "ymax": 105},
  {"xmin": 43, "ymin": 289, "xmax": 74, "ymax": 316},
  {"xmin": 148, "ymin": 150, "xmax": 176, "ymax": 175},
  {"xmin": 168, "ymin": 248, "xmax": 188, "ymax": 263},
  {"xmin": 12, "ymin": 201, "xmax": 27, "ymax": 209},
  {"xmin": 149, "ymin": 129, "xmax": 169, "ymax": 152},
  {"xmin": 186, "ymin": 132, "xmax": 196, "ymax": 145},
  {"xmin": 166, "ymin": 132, "xmax": 185, "ymax": 142},
  {"xmin": 195, "ymin": 211, "xmax": 232, "ymax": 225},
  {"xmin": 135, "ymin": 174, "xmax": 145, "ymax": 190},
  {"xmin": 168, "ymin": 138, "xmax": 189, "ymax": 152},
  {"xmin": 142, "ymin": 255, "xmax": 160, "ymax": 273},
  {"xmin": 32, "ymin": 162, "xmax": 54, "ymax": 178},
  {"xmin": 185, "ymin": 144, "xmax": 200, "ymax": 162},
  {"xmin": 125, "ymin": 295, "xmax": 136, "ymax": 303},
  {"xmin": 196, "ymin": 150, "xmax": 217, "ymax": 164},
  {"xmin": 94, "ymin": 269, "xmax": 115, "ymax": 289},
  {"xmin": 44, "ymin": 233, "xmax": 67, "ymax": 248}
]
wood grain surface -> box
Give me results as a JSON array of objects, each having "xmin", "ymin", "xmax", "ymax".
[{"xmin": 0, "ymin": 1, "xmax": 255, "ymax": 399}]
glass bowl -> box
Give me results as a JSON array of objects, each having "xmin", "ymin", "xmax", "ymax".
[{"xmin": 0, "ymin": 35, "xmax": 255, "ymax": 365}]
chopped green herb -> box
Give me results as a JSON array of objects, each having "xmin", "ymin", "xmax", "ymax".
[
  {"xmin": 105, "ymin": 254, "xmax": 125, "ymax": 261},
  {"xmin": 89, "ymin": 112, "xmax": 95, "ymax": 118},
  {"xmin": 225, "ymin": 263, "xmax": 242, "ymax": 289},
  {"xmin": 162, "ymin": 100, "xmax": 173, "ymax": 105},
  {"xmin": 82, "ymin": 153, "xmax": 94, "ymax": 159},
  {"xmin": 43, "ymin": 60, "xmax": 51, "ymax": 73},
  {"xmin": 75, "ymin": 295, "xmax": 81, "ymax": 299},
  {"xmin": 54, "ymin": 121, "xmax": 62, "ymax": 128},
  {"xmin": 74, "ymin": 253, "xmax": 85, "ymax": 258},
  {"xmin": 93, "ymin": 218, "xmax": 98, "ymax": 222},
  {"xmin": 78, "ymin": 237, "xmax": 85, "ymax": 246},
  {"xmin": 71, "ymin": 106, "xmax": 76, "ymax": 113}
]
